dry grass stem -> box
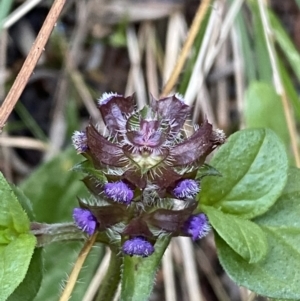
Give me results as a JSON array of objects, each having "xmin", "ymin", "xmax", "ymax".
[
  {"xmin": 196, "ymin": 247, "xmax": 231, "ymax": 301},
  {"xmin": 178, "ymin": 237, "xmax": 203, "ymax": 301},
  {"xmin": 0, "ymin": 136, "xmax": 48, "ymax": 150},
  {"xmin": 2, "ymin": 0, "xmax": 44, "ymax": 29},
  {"xmin": 184, "ymin": 0, "xmax": 224, "ymax": 106},
  {"xmin": 83, "ymin": 249, "xmax": 111, "ymax": 301},
  {"xmin": 216, "ymin": 41, "xmax": 229, "ymax": 129},
  {"xmin": 161, "ymin": 0, "xmax": 212, "ymax": 96},
  {"xmin": 162, "ymin": 243, "xmax": 177, "ymax": 301},
  {"xmin": 59, "ymin": 232, "xmax": 97, "ymax": 301},
  {"xmin": 258, "ymin": 0, "xmax": 300, "ymax": 167},
  {"xmin": 145, "ymin": 22, "xmax": 159, "ymax": 97},
  {"xmin": 163, "ymin": 11, "xmax": 186, "ymax": 85},
  {"xmin": 68, "ymin": 68, "xmax": 103, "ymax": 124},
  {"xmin": 0, "ymin": 0, "xmax": 66, "ymax": 131},
  {"xmin": 126, "ymin": 26, "xmax": 147, "ymax": 108}
]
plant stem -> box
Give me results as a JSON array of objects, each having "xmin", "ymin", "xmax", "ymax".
[
  {"xmin": 161, "ymin": 0, "xmax": 212, "ymax": 96},
  {"xmin": 0, "ymin": 0, "xmax": 66, "ymax": 130},
  {"xmin": 59, "ymin": 232, "xmax": 97, "ymax": 301},
  {"xmin": 30, "ymin": 222, "xmax": 110, "ymax": 247},
  {"xmin": 121, "ymin": 235, "xmax": 171, "ymax": 301},
  {"xmin": 31, "ymin": 222, "xmax": 85, "ymax": 246},
  {"xmin": 95, "ymin": 251, "xmax": 123, "ymax": 301}
]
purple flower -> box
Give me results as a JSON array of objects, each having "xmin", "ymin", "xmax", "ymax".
[
  {"xmin": 104, "ymin": 181, "xmax": 134, "ymax": 204},
  {"xmin": 183, "ymin": 213, "xmax": 210, "ymax": 241},
  {"xmin": 73, "ymin": 208, "xmax": 97, "ymax": 235},
  {"xmin": 85, "ymin": 94, "xmax": 225, "ymax": 190},
  {"xmin": 72, "ymin": 131, "xmax": 88, "ymax": 153},
  {"xmin": 122, "ymin": 236, "xmax": 154, "ymax": 257},
  {"xmin": 173, "ymin": 179, "xmax": 200, "ymax": 199}
]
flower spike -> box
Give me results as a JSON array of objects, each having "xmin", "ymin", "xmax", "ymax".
[
  {"xmin": 73, "ymin": 208, "xmax": 97, "ymax": 235},
  {"xmin": 183, "ymin": 213, "xmax": 210, "ymax": 241},
  {"xmin": 72, "ymin": 131, "xmax": 88, "ymax": 153},
  {"xmin": 122, "ymin": 236, "xmax": 155, "ymax": 257},
  {"xmin": 173, "ymin": 179, "xmax": 200, "ymax": 199},
  {"xmin": 104, "ymin": 181, "xmax": 134, "ymax": 204}
]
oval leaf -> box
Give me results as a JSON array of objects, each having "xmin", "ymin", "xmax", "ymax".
[
  {"xmin": 7, "ymin": 248, "xmax": 43, "ymax": 301},
  {"xmin": 199, "ymin": 128, "xmax": 288, "ymax": 219},
  {"xmin": 216, "ymin": 168, "xmax": 300, "ymax": 299},
  {"xmin": 0, "ymin": 234, "xmax": 36, "ymax": 301},
  {"xmin": 202, "ymin": 205, "xmax": 267, "ymax": 263}
]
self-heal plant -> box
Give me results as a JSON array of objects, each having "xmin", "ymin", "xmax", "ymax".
[
  {"xmin": 71, "ymin": 93, "xmax": 226, "ymax": 257},
  {"xmin": 2, "ymin": 93, "xmax": 299, "ymax": 301}
]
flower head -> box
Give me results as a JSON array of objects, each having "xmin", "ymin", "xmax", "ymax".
[
  {"xmin": 122, "ymin": 236, "xmax": 154, "ymax": 257},
  {"xmin": 173, "ymin": 179, "xmax": 200, "ymax": 199},
  {"xmin": 73, "ymin": 208, "xmax": 97, "ymax": 235},
  {"xmin": 72, "ymin": 131, "xmax": 87, "ymax": 153},
  {"xmin": 104, "ymin": 181, "xmax": 134, "ymax": 204},
  {"xmin": 72, "ymin": 92, "xmax": 225, "ymax": 256},
  {"xmin": 183, "ymin": 213, "xmax": 210, "ymax": 241}
]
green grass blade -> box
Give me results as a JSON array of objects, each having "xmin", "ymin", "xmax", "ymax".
[
  {"xmin": 269, "ymin": 10, "xmax": 300, "ymax": 83},
  {"xmin": 247, "ymin": 0, "xmax": 272, "ymax": 83}
]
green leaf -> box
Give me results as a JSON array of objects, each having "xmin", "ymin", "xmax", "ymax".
[
  {"xmin": 244, "ymin": 82, "xmax": 290, "ymax": 147},
  {"xmin": 11, "ymin": 185, "xmax": 35, "ymax": 221},
  {"xmin": 121, "ymin": 236, "xmax": 170, "ymax": 301},
  {"xmin": 0, "ymin": 172, "xmax": 30, "ymax": 234},
  {"xmin": 216, "ymin": 167, "xmax": 300, "ymax": 299},
  {"xmin": 202, "ymin": 206, "xmax": 267, "ymax": 263},
  {"xmin": 199, "ymin": 128, "xmax": 288, "ymax": 219},
  {"xmin": 20, "ymin": 148, "xmax": 101, "ymax": 301},
  {"xmin": 7, "ymin": 248, "xmax": 43, "ymax": 301},
  {"xmin": 0, "ymin": 234, "xmax": 36, "ymax": 301}
]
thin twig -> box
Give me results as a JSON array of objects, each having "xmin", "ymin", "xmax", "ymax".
[
  {"xmin": 59, "ymin": 232, "xmax": 97, "ymax": 301},
  {"xmin": 0, "ymin": 0, "xmax": 66, "ymax": 131},
  {"xmin": 161, "ymin": 0, "xmax": 212, "ymax": 96},
  {"xmin": 258, "ymin": 0, "xmax": 300, "ymax": 167}
]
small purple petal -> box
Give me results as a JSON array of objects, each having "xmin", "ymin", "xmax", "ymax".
[
  {"xmin": 173, "ymin": 179, "xmax": 200, "ymax": 199},
  {"xmin": 98, "ymin": 92, "xmax": 122, "ymax": 105},
  {"xmin": 73, "ymin": 208, "xmax": 97, "ymax": 235},
  {"xmin": 72, "ymin": 131, "xmax": 88, "ymax": 153},
  {"xmin": 183, "ymin": 213, "xmax": 210, "ymax": 241},
  {"xmin": 104, "ymin": 181, "xmax": 134, "ymax": 204},
  {"xmin": 122, "ymin": 236, "xmax": 154, "ymax": 257}
]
